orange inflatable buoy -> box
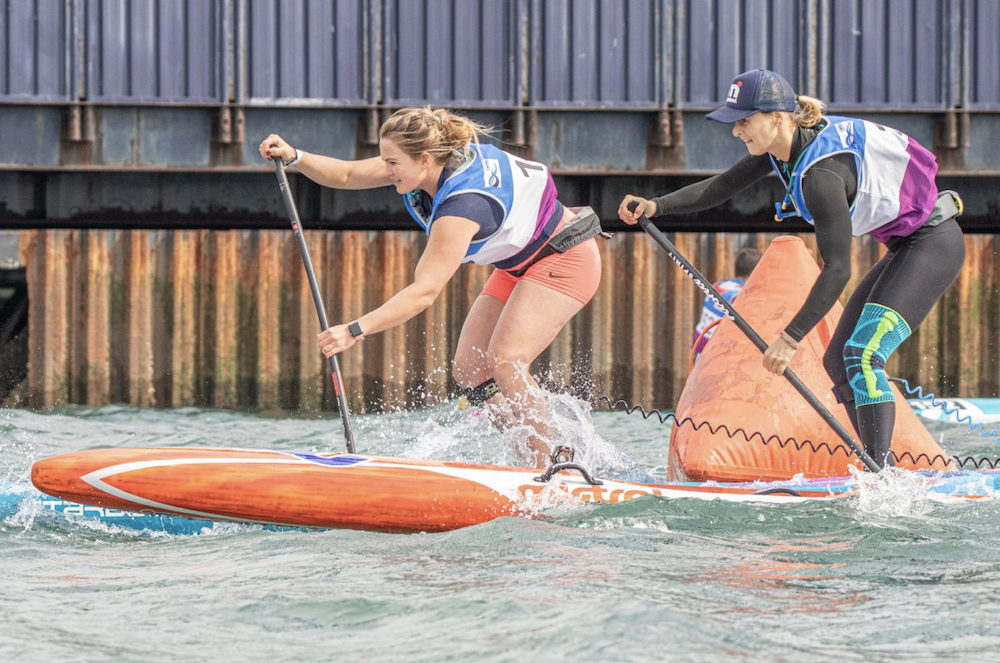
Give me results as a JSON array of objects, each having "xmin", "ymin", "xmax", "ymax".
[{"xmin": 668, "ymin": 236, "xmax": 945, "ymax": 482}]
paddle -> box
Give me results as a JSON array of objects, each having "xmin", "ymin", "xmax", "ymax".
[
  {"xmin": 627, "ymin": 201, "xmax": 880, "ymax": 472},
  {"xmin": 273, "ymin": 159, "xmax": 357, "ymax": 454}
]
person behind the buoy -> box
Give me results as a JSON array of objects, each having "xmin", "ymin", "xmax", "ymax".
[
  {"xmin": 259, "ymin": 107, "xmax": 604, "ymax": 468},
  {"xmin": 618, "ymin": 69, "xmax": 965, "ymax": 470}
]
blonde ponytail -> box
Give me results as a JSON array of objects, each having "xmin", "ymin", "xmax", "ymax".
[
  {"xmin": 793, "ymin": 95, "xmax": 826, "ymax": 128},
  {"xmin": 380, "ymin": 106, "xmax": 491, "ymax": 166}
]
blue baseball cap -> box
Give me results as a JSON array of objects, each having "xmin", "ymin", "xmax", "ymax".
[{"xmin": 706, "ymin": 69, "xmax": 797, "ymax": 123}]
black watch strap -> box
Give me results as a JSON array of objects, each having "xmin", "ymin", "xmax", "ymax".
[{"xmin": 348, "ymin": 320, "xmax": 365, "ymax": 340}]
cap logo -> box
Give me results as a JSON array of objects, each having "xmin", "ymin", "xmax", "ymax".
[{"xmin": 726, "ymin": 81, "xmax": 742, "ymax": 105}]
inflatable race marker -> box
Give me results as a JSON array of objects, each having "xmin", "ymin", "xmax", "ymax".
[{"xmin": 668, "ymin": 237, "xmax": 945, "ymax": 482}]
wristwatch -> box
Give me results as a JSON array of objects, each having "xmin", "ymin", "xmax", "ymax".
[
  {"xmin": 348, "ymin": 320, "xmax": 365, "ymax": 342},
  {"xmin": 285, "ymin": 148, "xmax": 303, "ymax": 168}
]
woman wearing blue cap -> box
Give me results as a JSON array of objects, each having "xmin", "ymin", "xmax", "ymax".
[{"xmin": 618, "ymin": 68, "xmax": 965, "ymax": 470}]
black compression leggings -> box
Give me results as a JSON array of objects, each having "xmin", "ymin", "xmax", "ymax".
[{"xmin": 822, "ymin": 218, "xmax": 965, "ymax": 468}]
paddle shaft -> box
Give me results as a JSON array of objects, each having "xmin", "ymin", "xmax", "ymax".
[
  {"xmin": 273, "ymin": 160, "xmax": 356, "ymax": 454},
  {"xmin": 630, "ymin": 205, "xmax": 879, "ymax": 472}
]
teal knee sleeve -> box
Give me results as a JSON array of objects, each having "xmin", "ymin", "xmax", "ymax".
[{"xmin": 843, "ymin": 303, "xmax": 911, "ymax": 407}]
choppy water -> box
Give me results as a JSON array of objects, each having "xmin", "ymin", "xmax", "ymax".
[{"xmin": 3, "ymin": 398, "xmax": 1000, "ymax": 662}]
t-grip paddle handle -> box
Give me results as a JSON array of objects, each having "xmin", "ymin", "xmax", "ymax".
[{"xmin": 626, "ymin": 200, "xmax": 880, "ymax": 472}]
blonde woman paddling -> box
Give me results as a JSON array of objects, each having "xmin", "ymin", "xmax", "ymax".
[{"xmin": 259, "ymin": 107, "xmax": 603, "ymax": 467}]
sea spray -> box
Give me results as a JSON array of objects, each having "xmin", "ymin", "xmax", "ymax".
[{"xmin": 851, "ymin": 465, "xmax": 936, "ymax": 518}]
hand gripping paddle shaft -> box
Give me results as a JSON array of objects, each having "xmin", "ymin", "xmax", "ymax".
[
  {"xmin": 273, "ymin": 159, "xmax": 356, "ymax": 454},
  {"xmin": 627, "ymin": 201, "xmax": 879, "ymax": 472}
]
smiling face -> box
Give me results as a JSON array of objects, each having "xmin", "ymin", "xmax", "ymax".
[
  {"xmin": 732, "ymin": 112, "xmax": 783, "ymax": 156},
  {"xmin": 380, "ymin": 137, "xmax": 436, "ymax": 194}
]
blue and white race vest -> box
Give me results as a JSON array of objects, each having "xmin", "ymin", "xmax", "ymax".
[
  {"xmin": 770, "ymin": 115, "xmax": 938, "ymax": 242},
  {"xmin": 692, "ymin": 278, "xmax": 744, "ymax": 354},
  {"xmin": 402, "ymin": 143, "xmax": 558, "ymax": 266}
]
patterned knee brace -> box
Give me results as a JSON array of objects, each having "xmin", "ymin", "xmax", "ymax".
[{"xmin": 843, "ymin": 303, "xmax": 911, "ymax": 407}]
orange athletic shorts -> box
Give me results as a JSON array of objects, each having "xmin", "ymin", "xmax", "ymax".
[{"xmin": 480, "ymin": 213, "xmax": 602, "ymax": 305}]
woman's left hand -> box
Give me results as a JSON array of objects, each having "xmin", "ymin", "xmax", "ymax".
[
  {"xmin": 763, "ymin": 334, "xmax": 798, "ymax": 375},
  {"xmin": 317, "ymin": 325, "xmax": 356, "ymax": 357}
]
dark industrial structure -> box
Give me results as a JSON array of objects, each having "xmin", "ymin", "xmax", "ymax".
[{"xmin": 2, "ymin": 0, "xmax": 998, "ymax": 409}]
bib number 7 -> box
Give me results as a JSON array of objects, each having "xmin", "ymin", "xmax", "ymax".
[{"xmin": 515, "ymin": 159, "xmax": 544, "ymax": 178}]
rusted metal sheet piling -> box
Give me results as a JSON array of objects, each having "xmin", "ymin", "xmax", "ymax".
[{"xmin": 15, "ymin": 229, "xmax": 1000, "ymax": 412}]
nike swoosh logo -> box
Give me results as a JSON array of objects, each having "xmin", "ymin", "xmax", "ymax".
[{"xmin": 548, "ymin": 272, "xmax": 570, "ymax": 279}]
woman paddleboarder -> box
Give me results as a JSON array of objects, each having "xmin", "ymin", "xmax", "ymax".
[
  {"xmin": 619, "ymin": 69, "xmax": 965, "ymax": 469},
  {"xmin": 260, "ymin": 107, "xmax": 603, "ymax": 467}
]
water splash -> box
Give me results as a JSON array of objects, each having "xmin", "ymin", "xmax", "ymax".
[
  {"xmin": 850, "ymin": 465, "xmax": 936, "ymax": 518},
  {"xmin": 536, "ymin": 390, "xmax": 656, "ymax": 483},
  {"xmin": 359, "ymin": 361, "xmax": 656, "ymax": 482},
  {"xmin": 516, "ymin": 480, "xmax": 588, "ymax": 516}
]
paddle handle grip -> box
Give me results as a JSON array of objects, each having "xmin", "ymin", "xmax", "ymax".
[
  {"xmin": 627, "ymin": 201, "xmax": 879, "ymax": 472},
  {"xmin": 274, "ymin": 160, "xmax": 357, "ymax": 454}
]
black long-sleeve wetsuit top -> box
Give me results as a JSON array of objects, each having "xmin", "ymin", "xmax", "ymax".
[{"xmin": 650, "ymin": 124, "xmax": 858, "ymax": 342}]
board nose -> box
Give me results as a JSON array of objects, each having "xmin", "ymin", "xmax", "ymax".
[{"xmin": 31, "ymin": 451, "xmax": 105, "ymax": 502}]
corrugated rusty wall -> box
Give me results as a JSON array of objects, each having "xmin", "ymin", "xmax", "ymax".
[
  {"xmin": 813, "ymin": 0, "xmax": 949, "ymax": 108},
  {"xmin": 84, "ymin": 0, "xmax": 226, "ymax": 102},
  {"xmin": 244, "ymin": 0, "xmax": 367, "ymax": 104},
  {"xmin": 529, "ymin": 0, "xmax": 663, "ymax": 107},
  {"xmin": 6, "ymin": 0, "xmax": 1000, "ymax": 178},
  {"xmin": 15, "ymin": 229, "xmax": 1000, "ymax": 412},
  {"xmin": 5, "ymin": 0, "xmax": 993, "ymax": 110},
  {"xmin": 966, "ymin": 0, "xmax": 1000, "ymax": 108},
  {"xmin": 385, "ymin": 0, "xmax": 517, "ymax": 106},
  {"xmin": 0, "ymin": 0, "xmax": 73, "ymax": 101},
  {"xmin": 675, "ymin": 0, "xmax": 802, "ymax": 108}
]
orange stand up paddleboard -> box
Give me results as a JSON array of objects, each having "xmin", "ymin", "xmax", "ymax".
[{"xmin": 668, "ymin": 236, "xmax": 946, "ymax": 482}]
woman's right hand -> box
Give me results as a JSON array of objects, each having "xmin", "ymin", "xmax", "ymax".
[
  {"xmin": 258, "ymin": 134, "xmax": 296, "ymax": 164},
  {"xmin": 618, "ymin": 195, "xmax": 657, "ymax": 225}
]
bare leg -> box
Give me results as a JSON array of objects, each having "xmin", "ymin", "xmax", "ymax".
[
  {"xmin": 488, "ymin": 280, "xmax": 586, "ymax": 467},
  {"xmin": 453, "ymin": 294, "xmax": 505, "ymax": 389},
  {"xmin": 452, "ymin": 294, "xmax": 510, "ymax": 429}
]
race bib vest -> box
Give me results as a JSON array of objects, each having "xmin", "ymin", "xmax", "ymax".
[
  {"xmin": 402, "ymin": 143, "xmax": 558, "ymax": 265},
  {"xmin": 770, "ymin": 115, "xmax": 939, "ymax": 241}
]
